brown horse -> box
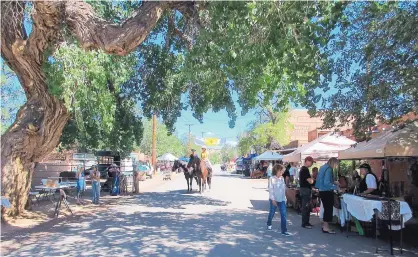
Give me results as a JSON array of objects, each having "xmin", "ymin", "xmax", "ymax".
[{"xmin": 187, "ymin": 155, "xmax": 208, "ymax": 193}]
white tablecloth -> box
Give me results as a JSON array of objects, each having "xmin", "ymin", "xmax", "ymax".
[
  {"xmin": 342, "ymin": 194, "xmax": 412, "ymax": 230},
  {"xmin": 35, "ymin": 185, "xmax": 70, "ymax": 190}
]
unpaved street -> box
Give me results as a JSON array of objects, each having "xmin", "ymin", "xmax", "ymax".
[{"xmin": 1, "ymin": 167, "xmax": 417, "ymax": 257}]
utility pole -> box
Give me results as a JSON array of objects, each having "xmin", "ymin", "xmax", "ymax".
[
  {"xmin": 186, "ymin": 124, "xmax": 193, "ymax": 154},
  {"xmin": 152, "ymin": 113, "xmax": 157, "ymax": 172}
]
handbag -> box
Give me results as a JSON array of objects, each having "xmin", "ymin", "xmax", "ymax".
[{"xmin": 333, "ymin": 193, "xmax": 341, "ymax": 209}]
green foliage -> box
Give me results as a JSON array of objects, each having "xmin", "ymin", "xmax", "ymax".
[
  {"xmin": 339, "ymin": 160, "xmax": 354, "ymax": 176},
  {"xmin": 0, "ymin": 65, "xmax": 25, "ymax": 134},
  {"xmin": 182, "ymin": 1, "xmax": 345, "ymax": 123},
  {"xmin": 123, "ymin": 44, "xmax": 186, "ymax": 133},
  {"xmin": 238, "ymin": 110, "xmax": 292, "ymax": 155},
  {"xmin": 45, "ymin": 43, "xmax": 142, "ymax": 158},
  {"xmin": 220, "ymin": 145, "xmax": 237, "ymax": 163},
  {"xmin": 237, "ymin": 136, "xmax": 255, "ymax": 156},
  {"xmin": 307, "ymin": 2, "xmax": 418, "ymax": 136},
  {"xmin": 210, "ymin": 152, "xmax": 222, "ymax": 165},
  {"xmin": 137, "ymin": 119, "xmax": 186, "ymax": 158}
]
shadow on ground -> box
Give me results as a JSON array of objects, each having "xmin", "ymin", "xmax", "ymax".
[{"xmin": 3, "ymin": 189, "xmax": 418, "ymax": 257}]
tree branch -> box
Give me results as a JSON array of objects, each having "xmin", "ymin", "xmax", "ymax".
[{"xmin": 65, "ymin": 1, "xmax": 197, "ymax": 55}]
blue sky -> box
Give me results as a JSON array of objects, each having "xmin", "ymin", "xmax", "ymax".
[{"xmin": 174, "ymin": 107, "xmax": 257, "ymax": 142}]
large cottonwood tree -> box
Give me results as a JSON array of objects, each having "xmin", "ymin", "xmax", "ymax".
[
  {"xmin": 1, "ymin": 1, "xmax": 344, "ymax": 215},
  {"xmin": 0, "ymin": 1, "xmax": 199, "ymax": 215}
]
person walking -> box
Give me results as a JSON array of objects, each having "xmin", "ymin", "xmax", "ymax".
[
  {"xmin": 91, "ymin": 165, "xmax": 101, "ymax": 204},
  {"xmin": 76, "ymin": 166, "xmax": 86, "ymax": 205},
  {"xmin": 299, "ymin": 156, "xmax": 315, "ymax": 229},
  {"xmin": 267, "ymin": 162, "xmax": 273, "ymax": 188},
  {"xmin": 317, "ymin": 157, "xmax": 340, "ymax": 234},
  {"xmin": 266, "ymin": 164, "xmax": 291, "ymax": 236}
]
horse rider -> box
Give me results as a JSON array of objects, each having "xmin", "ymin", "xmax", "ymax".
[
  {"xmin": 191, "ymin": 149, "xmax": 198, "ymax": 158},
  {"xmin": 201, "ymin": 146, "xmax": 212, "ymax": 173}
]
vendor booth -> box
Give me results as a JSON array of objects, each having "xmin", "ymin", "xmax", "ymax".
[
  {"xmin": 253, "ymin": 150, "xmax": 283, "ymax": 161},
  {"xmin": 157, "ymin": 153, "xmax": 178, "ymax": 162},
  {"xmin": 283, "ymin": 133, "xmax": 356, "ymax": 163},
  {"xmin": 337, "ymin": 122, "xmax": 417, "ymax": 254}
]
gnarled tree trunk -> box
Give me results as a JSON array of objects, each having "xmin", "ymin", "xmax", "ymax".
[
  {"xmin": 1, "ymin": 97, "xmax": 69, "ymax": 216},
  {"xmin": 1, "ymin": 1, "xmax": 199, "ymax": 216}
]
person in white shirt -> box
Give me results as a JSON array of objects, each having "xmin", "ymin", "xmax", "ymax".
[
  {"xmin": 267, "ymin": 162, "xmax": 273, "ymax": 188},
  {"xmin": 359, "ymin": 163, "xmax": 379, "ymax": 195},
  {"xmin": 266, "ymin": 164, "xmax": 291, "ymax": 236}
]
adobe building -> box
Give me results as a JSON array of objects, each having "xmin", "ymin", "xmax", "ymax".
[{"xmin": 286, "ymin": 109, "xmax": 338, "ymax": 148}]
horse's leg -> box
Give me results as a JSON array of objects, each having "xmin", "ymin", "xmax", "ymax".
[
  {"xmin": 207, "ymin": 176, "xmax": 211, "ymax": 190},
  {"xmin": 198, "ymin": 177, "xmax": 201, "ymax": 193},
  {"xmin": 186, "ymin": 176, "xmax": 190, "ymax": 192},
  {"xmin": 203, "ymin": 175, "xmax": 207, "ymax": 191},
  {"xmin": 189, "ymin": 175, "xmax": 193, "ymax": 192}
]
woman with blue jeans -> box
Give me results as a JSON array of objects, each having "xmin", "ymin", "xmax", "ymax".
[
  {"xmin": 76, "ymin": 166, "xmax": 86, "ymax": 204},
  {"xmin": 267, "ymin": 164, "xmax": 291, "ymax": 236},
  {"xmin": 91, "ymin": 165, "xmax": 101, "ymax": 204}
]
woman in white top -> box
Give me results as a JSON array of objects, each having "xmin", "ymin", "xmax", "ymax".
[{"xmin": 266, "ymin": 164, "xmax": 291, "ymax": 236}]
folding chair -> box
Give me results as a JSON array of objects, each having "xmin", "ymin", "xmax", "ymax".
[
  {"xmin": 376, "ymin": 200, "xmax": 403, "ymax": 255},
  {"xmin": 28, "ymin": 191, "xmax": 40, "ymax": 205}
]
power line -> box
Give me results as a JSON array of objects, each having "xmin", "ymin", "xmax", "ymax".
[{"xmin": 185, "ymin": 124, "xmax": 194, "ymax": 154}]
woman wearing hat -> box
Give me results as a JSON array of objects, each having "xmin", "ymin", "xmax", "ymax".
[
  {"xmin": 359, "ymin": 163, "xmax": 379, "ymax": 195},
  {"xmin": 109, "ymin": 163, "xmax": 121, "ymax": 196},
  {"xmin": 201, "ymin": 147, "xmax": 212, "ymax": 172}
]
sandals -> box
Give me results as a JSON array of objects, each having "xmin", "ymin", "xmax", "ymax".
[{"xmin": 322, "ymin": 228, "xmax": 336, "ymax": 234}]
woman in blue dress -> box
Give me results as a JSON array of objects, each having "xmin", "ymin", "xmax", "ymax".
[{"xmin": 76, "ymin": 166, "xmax": 86, "ymax": 204}]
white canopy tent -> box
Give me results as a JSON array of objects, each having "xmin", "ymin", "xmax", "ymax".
[
  {"xmin": 339, "ymin": 122, "xmax": 418, "ymax": 159},
  {"xmin": 157, "ymin": 153, "xmax": 178, "ymax": 161},
  {"xmin": 254, "ymin": 150, "xmax": 284, "ymax": 161},
  {"xmin": 283, "ymin": 133, "xmax": 356, "ymax": 163}
]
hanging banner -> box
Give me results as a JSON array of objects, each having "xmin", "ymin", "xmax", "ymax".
[
  {"xmin": 194, "ymin": 137, "xmax": 206, "ymax": 146},
  {"xmin": 204, "ymin": 137, "xmax": 220, "ymax": 146},
  {"xmin": 194, "ymin": 137, "xmax": 237, "ymax": 148}
]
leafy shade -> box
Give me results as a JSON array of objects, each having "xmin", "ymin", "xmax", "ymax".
[
  {"xmin": 182, "ymin": 1, "xmax": 345, "ymax": 123},
  {"xmin": 45, "ymin": 44, "xmax": 142, "ymax": 158},
  {"xmin": 137, "ymin": 119, "xmax": 186, "ymax": 158},
  {"xmin": 308, "ymin": 2, "xmax": 418, "ymax": 136}
]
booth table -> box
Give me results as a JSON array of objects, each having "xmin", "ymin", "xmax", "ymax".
[
  {"xmin": 342, "ymin": 194, "xmax": 412, "ymax": 230},
  {"xmin": 319, "ymin": 194, "xmax": 412, "ymax": 230}
]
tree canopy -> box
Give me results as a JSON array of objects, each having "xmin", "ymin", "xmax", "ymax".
[
  {"xmin": 306, "ymin": 2, "xmax": 418, "ymax": 136},
  {"xmin": 5, "ymin": 0, "xmax": 416, "ymax": 216},
  {"xmin": 238, "ymin": 110, "xmax": 292, "ymax": 155},
  {"xmin": 137, "ymin": 119, "xmax": 186, "ymax": 158}
]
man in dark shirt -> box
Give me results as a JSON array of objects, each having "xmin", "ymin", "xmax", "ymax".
[{"xmin": 299, "ymin": 156, "xmax": 315, "ymax": 229}]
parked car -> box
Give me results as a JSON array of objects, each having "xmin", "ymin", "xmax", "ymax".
[{"xmin": 235, "ymin": 159, "xmax": 244, "ymax": 174}]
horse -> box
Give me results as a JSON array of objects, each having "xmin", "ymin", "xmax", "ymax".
[
  {"xmin": 187, "ymin": 155, "xmax": 209, "ymax": 193},
  {"xmin": 172, "ymin": 160, "xmax": 198, "ymax": 192}
]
